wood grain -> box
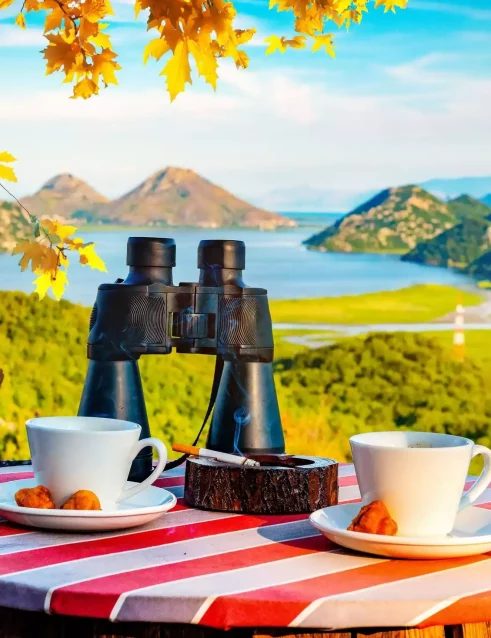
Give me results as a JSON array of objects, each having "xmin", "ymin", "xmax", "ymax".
[{"xmin": 184, "ymin": 456, "xmax": 338, "ymax": 514}]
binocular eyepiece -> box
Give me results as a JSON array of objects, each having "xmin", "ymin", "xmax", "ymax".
[{"xmin": 125, "ymin": 238, "xmax": 246, "ymax": 288}]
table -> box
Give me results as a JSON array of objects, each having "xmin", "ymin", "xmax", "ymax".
[{"xmin": 1, "ymin": 464, "xmax": 491, "ymax": 638}]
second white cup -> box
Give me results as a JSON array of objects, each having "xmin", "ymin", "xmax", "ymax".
[{"xmin": 350, "ymin": 431, "xmax": 491, "ymax": 537}]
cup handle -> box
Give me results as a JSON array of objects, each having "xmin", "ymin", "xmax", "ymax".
[
  {"xmin": 459, "ymin": 445, "xmax": 491, "ymax": 511},
  {"xmin": 117, "ymin": 437, "xmax": 168, "ymax": 503}
]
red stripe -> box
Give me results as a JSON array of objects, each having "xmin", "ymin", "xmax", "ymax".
[
  {"xmin": 0, "ymin": 524, "xmax": 32, "ymax": 537},
  {"xmin": 419, "ymin": 588, "xmax": 491, "ymax": 628},
  {"xmin": 155, "ymin": 477, "xmax": 185, "ymax": 488},
  {"xmin": 338, "ymin": 475, "xmax": 358, "ymax": 487},
  {"xmin": 0, "ymin": 512, "xmax": 306, "ymax": 577},
  {"xmin": 50, "ymin": 534, "xmax": 326, "ymax": 618},
  {"xmin": 200, "ymin": 555, "xmax": 491, "ymax": 628},
  {"xmin": 0, "ymin": 472, "xmax": 34, "ymax": 483}
]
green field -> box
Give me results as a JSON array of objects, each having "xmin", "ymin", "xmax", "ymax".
[
  {"xmin": 270, "ymin": 284, "xmax": 483, "ymax": 325},
  {"xmin": 2, "ymin": 285, "xmax": 491, "ymax": 468}
]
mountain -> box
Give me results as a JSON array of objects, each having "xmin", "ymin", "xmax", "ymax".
[
  {"xmin": 402, "ymin": 218, "xmax": 491, "ymax": 269},
  {"xmin": 420, "ymin": 176, "xmax": 491, "ymax": 201},
  {"xmin": 447, "ymin": 195, "xmax": 491, "ymax": 221},
  {"xmin": 89, "ymin": 167, "xmax": 294, "ymax": 229},
  {"xmin": 304, "ymin": 185, "xmax": 456, "ymax": 254},
  {"xmin": 0, "ymin": 201, "xmax": 30, "ymax": 253},
  {"xmin": 20, "ymin": 173, "xmax": 108, "ymax": 220}
]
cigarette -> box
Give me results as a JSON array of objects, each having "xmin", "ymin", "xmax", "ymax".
[{"xmin": 172, "ymin": 443, "xmax": 260, "ymax": 467}]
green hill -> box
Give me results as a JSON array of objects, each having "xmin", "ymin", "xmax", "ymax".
[
  {"xmin": 2, "ymin": 291, "xmax": 491, "ymax": 463},
  {"xmin": 401, "ymin": 218, "xmax": 491, "ymax": 269},
  {"xmin": 447, "ymin": 194, "xmax": 491, "ymax": 221},
  {"xmin": 0, "ymin": 201, "xmax": 30, "ymax": 253},
  {"xmin": 277, "ymin": 332, "xmax": 491, "ymax": 459},
  {"xmin": 304, "ymin": 185, "xmax": 456, "ymax": 254}
]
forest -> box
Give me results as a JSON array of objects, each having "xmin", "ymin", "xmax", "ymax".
[{"xmin": 1, "ymin": 290, "xmax": 490, "ymax": 463}]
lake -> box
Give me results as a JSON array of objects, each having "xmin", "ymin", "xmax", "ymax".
[{"xmin": 0, "ymin": 222, "xmax": 474, "ymax": 306}]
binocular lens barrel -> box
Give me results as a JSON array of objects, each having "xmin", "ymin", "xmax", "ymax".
[
  {"xmin": 198, "ymin": 240, "xmax": 246, "ymax": 270},
  {"xmin": 127, "ymin": 237, "xmax": 176, "ymax": 268}
]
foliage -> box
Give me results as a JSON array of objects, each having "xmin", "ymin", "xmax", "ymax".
[
  {"xmin": 0, "ymin": 0, "xmax": 406, "ymax": 101},
  {"xmin": 270, "ymin": 284, "xmax": 482, "ymax": 325},
  {"xmin": 276, "ymin": 331, "xmax": 491, "ymax": 460},
  {"xmin": 0, "ymin": 150, "xmax": 107, "ymax": 298},
  {"xmin": 402, "ymin": 218, "xmax": 491, "ymax": 270},
  {"xmin": 1, "ymin": 290, "xmax": 491, "ymax": 464}
]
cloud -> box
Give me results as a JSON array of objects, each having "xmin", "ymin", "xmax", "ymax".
[
  {"xmin": 410, "ymin": 1, "xmax": 491, "ymax": 20},
  {"xmin": 1, "ymin": 54, "xmax": 491, "ymax": 200},
  {"xmin": 0, "ymin": 25, "xmax": 45, "ymax": 47}
]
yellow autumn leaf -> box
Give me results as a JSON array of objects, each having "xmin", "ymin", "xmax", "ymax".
[
  {"xmin": 234, "ymin": 49, "xmax": 249, "ymax": 69},
  {"xmin": 0, "ymin": 0, "xmax": 15, "ymax": 9},
  {"xmin": 265, "ymin": 35, "xmax": 285, "ymax": 54},
  {"xmin": 43, "ymin": 33, "xmax": 78, "ymax": 75},
  {"xmin": 50, "ymin": 269, "xmax": 68, "ymax": 299},
  {"xmin": 143, "ymin": 37, "xmax": 170, "ymax": 64},
  {"xmin": 161, "ymin": 39, "xmax": 192, "ymax": 101},
  {"xmin": 78, "ymin": 244, "xmax": 107, "ymax": 272},
  {"xmin": 15, "ymin": 13, "xmax": 26, "ymax": 29},
  {"xmin": 265, "ymin": 35, "xmax": 305, "ymax": 54},
  {"xmin": 312, "ymin": 34, "xmax": 336, "ymax": 57},
  {"xmin": 12, "ymin": 241, "xmax": 47, "ymax": 272},
  {"xmin": 0, "ymin": 151, "xmax": 17, "ymax": 182},
  {"xmin": 89, "ymin": 30, "xmax": 112, "ymax": 49},
  {"xmin": 42, "ymin": 219, "xmax": 78, "ymax": 242},
  {"xmin": 188, "ymin": 40, "xmax": 218, "ymax": 89},
  {"xmin": 72, "ymin": 77, "xmax": 99, "ymax": 99},
  {"xmin": 33, "ymin": 270, "xmax": 68, "ymax": 300},
  {"xmin": 91, "ymin": 49, "xmax": 121, "ymax": 86},
  {"xmin": 375, "ymin": 0, "xmax": 407, "ymax": 12},
  {"xmin": 44, "ymin": 7, "xmax": 64, "ymax": 32},
  {"xmin": 235, "ymin": 28, "xmax": 256, "ymax": 45},
  {"xmin": 33, "ymin": 272, "xmax": 52, "ymax": 300}
]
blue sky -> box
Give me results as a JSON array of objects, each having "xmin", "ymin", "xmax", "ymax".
[{"xmin": 0, "ymin": 0, "xmax": 490, "ymax": 203}]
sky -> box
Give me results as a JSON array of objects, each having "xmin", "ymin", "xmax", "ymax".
[{"xmin": 0, "ymin": 0, "xmax": 490, "ymax": 204}]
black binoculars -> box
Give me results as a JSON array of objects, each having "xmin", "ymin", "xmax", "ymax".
[{"xmin": 78, "ymin": 238, "xmax": 285, "ymax": 481}]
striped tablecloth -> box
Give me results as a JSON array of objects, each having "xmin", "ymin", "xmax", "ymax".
[{"xmin": 1, "ymin": 463, "xmax": 491, "ymax": 631}]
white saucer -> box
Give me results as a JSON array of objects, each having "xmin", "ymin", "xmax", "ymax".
[
  {"xmin": 310, "ymin": 502, "xmax": 491, "ymax": 559},
  {"xmin": 0, "ymin": 479, "xmax": 177, "ymax": 532}
]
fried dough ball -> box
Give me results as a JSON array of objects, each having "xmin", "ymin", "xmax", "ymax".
[
  {"xmin": 348, "ymin": 500, "xmax": 398, "ymax": 536},
  {"xmin": 15, "ymin": 485, "xmax": 55, "ymax": 509},
  {"xmin": 61, "ymin": 490, "xmax": 101, "ymax": 511}
]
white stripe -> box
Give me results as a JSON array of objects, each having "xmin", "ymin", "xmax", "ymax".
[
  {"xmin": 113, "ymin": 550, "xmax": 385, "ymax": 623},
  {"xmin": 338, "ymin": 484, "xmax": 360, "ymax": 503},
  {"xmin": 291, "ymin": 557, "xmax": 491, "ymax": 629},
  {"xmin": 191, "ymin": 597, "xmax": 217, "ymax": 624},
  {"xmin": 338, "ymin": 464, "xmax": 356, "ymax": 478}
]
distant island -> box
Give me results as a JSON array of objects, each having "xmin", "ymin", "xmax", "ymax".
[
  {"xmin": 16, "ymin": 168, "xmax": 296, "ymax": 231},
  {"xmin": 304, "ymin": 185, "xmax": 491, "ymax": 282}
]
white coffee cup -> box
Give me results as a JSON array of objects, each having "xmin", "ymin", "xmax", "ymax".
[
  {"xmin": 350, "ymin": 431, "xmax": 491, "ymax": 537},
  {"xmin": 26, "ymin": 416, "xmax": 167, "ymax": 509}
]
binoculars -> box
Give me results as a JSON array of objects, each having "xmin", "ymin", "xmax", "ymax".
[{"xmin": 78, "ymin": 238, "xmax": 285, "ymax": 481}]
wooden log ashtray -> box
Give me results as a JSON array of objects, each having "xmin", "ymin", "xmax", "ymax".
[{"xmin": 184, "ymin": 454, "xmax": 338, "ymax": 514}]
